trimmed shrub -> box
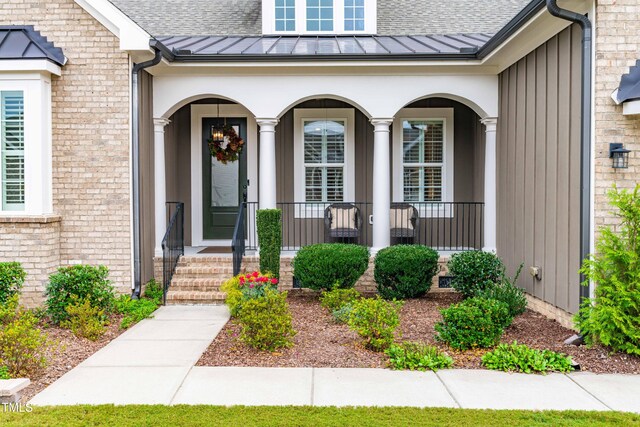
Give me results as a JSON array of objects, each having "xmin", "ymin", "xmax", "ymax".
[
  {"xmin": 46, "ymin": 265, "xmax": 115, "ymax": 324},
  {"xmin": 221, "ymin": 275, "xmax": 243, "ymax": 317},
  {"xmin": 447, "ymin": 251, "xmax": 505, "ymax": 298},
  {"xmin": 237, "ymin": 289, "xmax": 296, "ymax": 351},
  {"xmin": 435, "ymin": 297, "xmax": 511, "ymax": 350},
  {"xmin": 114, "ymin": 295, "xmax": 159, "ymax": 329},
  {"xmin": 347, "ymin": 297, "xmax": 404, "ymax": 351},
  {"xmin": 257, "ymin": 209, "xmax": 282, "ymax": 278},
  {"xmin": 482, "ymin": 342, "xmax": 574, "ymax": 374},
  {"xmin": 0, "ymin": 262, "xmax": 26, "ymax": 305},
  {"xmin": 293, "ymin": 243, "xmax": 369, "ymax": 291},
  {"xmin": 0, "ymin": 295, "xmax": 53, "ymax": 377},
  {"xmin": 374, "ymin": 245, "xmax": 439, "ymax": 299},
  {"xmin": 386, "ymin": 342, "xmax": 453, "ymax": 372},
  {"xmin": 477, "ymin": 264, "xmax": 527, "ymax": 318},
  {"xmin": 60, "ymin": 297, "xmax": 107, "ymax": 341},
  {"xmin": 320, "ymin": 286, "xmax": 361, "ymax": 312},
  {"xmin": 575, "ymin": 186, "xmax": 640, "ymax": 356},
  {"xmin": 143, "ymin": 279, "xmax": 163, "ymax": 304},
  {"xmin": 332, "ymin": 303, "xmax": 354, "ymax": 324}
]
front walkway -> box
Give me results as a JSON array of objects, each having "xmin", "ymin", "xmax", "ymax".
[{"xmin": 30, "ymin": 306, "xmax": 640, "ymax": 413}]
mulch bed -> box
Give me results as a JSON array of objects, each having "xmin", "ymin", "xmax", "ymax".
[
  {"xmin": 197, "ymin": 292, "xmax": 640, "ymax": 374},
  {"xmin": 20, "ymin": 314, "xmax": 127, "ymax": 403}
]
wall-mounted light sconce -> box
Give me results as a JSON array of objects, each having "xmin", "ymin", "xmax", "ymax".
[{"xmin": 610, "ymin": 143, "xmax": 631, "ymax": 169}]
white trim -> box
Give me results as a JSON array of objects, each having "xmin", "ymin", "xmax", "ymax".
[
  {"xmin": 262, "ymin": 0, "xmax": 376, "ymax": 35},
  {"xmin": 293, "ymin": 108, "xmax": 355, "ymax": 218},
  {"xmin": 73, "ymin": 0, "xmax": 151, "ymax": 51},
  {"xmin": 0, "ymin": 74, "xmax": 52, "ymax": 216},
  {"xmin": 622, "ymin": 100, "xmax": 640, "ymax": 116},
  {"xmin": 190, "ymin": 104, "xmax": 258, "ymax": 247},
  {"xmin": 0, "ymin": 60, "xmax": 61, "ymax": 76},
  {"xmin": 392, "ymin": 108, "xmax": 454, "ymax": 216}
]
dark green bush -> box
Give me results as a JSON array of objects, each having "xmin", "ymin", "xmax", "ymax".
[
  {"xmin": 482, "ymin": 342, "xmax": 574, "ymax": 374},
  {"xmin": 46, "ymin": 265, "xmax": 115, "ymax": 324},
  {"xmin": 0, "ymin": 262, "xmax": 26, "ymax": 305},
  {"xmin": 447, "ymin": 251, "xmax": 505, "ymax": 298},
  {"xmin": 292, "ymin": 243, "xmax": 369, "ymax": 291},
  {"xmin": 347, "ymin": 297, "xmax": 403, "ymax": 351},
  {"xmin": 385, "ymin": 342, "xmax": 453, "ymax": 372},
  {"xmin": 435, "ymin": 297, "xmax": 511, "ymax": 350},
  {"xmin": 257, "ymin": 209, "xmax": 282, "ymax": 278},
  {"xmin": 0, "ymin": 295, "xmax": 53, "ymax": 377},
  {"xmin": 60, "ymin": 297, "xmax": 108, "ymax": 341},
  {"xmin": 575, "ymin": 186, "xmax": 640, "ymax": 356},
  {"xmin": 374, "ymin": 245, "xmax": 439, "ymax": 299},
  {"xmin": 477, "ymin": 264, "xmax": 527, "ymax": 318},
  {"xmin": 320, "ymin": 286, "xmax": 361, "ymax": 312},
  {"xmin": 237, "ymin": 289, "xmax": 296, "ymax": 351}
]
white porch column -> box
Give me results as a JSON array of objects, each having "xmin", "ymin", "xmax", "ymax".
[
  {"xmin": 257, "ymin": 118, "xmax": 279, "ymax": 209},
  {"xmin": 154, "ymin": 118, "xmax": 171, "ymax": 256},
  {"xmin": 371, "ymin": 119, "xmax": 393, "ymax": 252},
  {"xmin": 481, "ymin": 117, "xmax": 498, "ymax": 253}
]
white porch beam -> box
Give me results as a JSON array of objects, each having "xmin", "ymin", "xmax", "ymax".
[
  {"xmin": 481, "ymin": 117, "xmax": 498, "ymax": 253},
  {"xmin": 257, "ymin": 118, "xmax": 279, "ymax": 209},
  {"xmin": 371, "ymin": 118, "xmax": 393, "ymax": 252},
  {"xmin": 154, "ymin": 118, "xmax": 171, "ymax": 256}
]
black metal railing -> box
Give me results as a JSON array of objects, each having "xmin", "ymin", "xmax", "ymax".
[
  {"xmin": 161, "ymin": 202, "xmax": 184, "ymax": 304},
  {"xmin": 235, "ymin": 201, "xmax": 483, "ymax": 256},
  {"xmin": 231, "ymin": 200, "xmax": 247, "ymax": 276}
]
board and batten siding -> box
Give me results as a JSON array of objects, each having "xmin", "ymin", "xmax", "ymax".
[{"xmin": 497, "ymin": 24, "xmax": 582, "ymax": 314}]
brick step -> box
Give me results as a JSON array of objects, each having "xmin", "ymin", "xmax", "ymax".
[
  {"xmin": 177, "ymin": 256, "xmax": 236, "ymax": 265},
  {"xmin": 173, "ymin": 266, "xmax": 235, "ymax": 277},
  {"xmin": 169, "ymin": 283, "xmax": 222, "ymax": 292},
  {"xmin": 171, "ymin": 278, "xmax": 228, "ymax": 287},
  {"xmin": 165, "ymin": 290, "xmax": 226, "ymax": 305}
]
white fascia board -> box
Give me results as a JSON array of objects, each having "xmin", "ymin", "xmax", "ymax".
[
  {"xmin": 0, "ymin": 60, "xmax": 61, "ymax": 76},
  {"xmin": 74, "ymin": 0, "xmax": 151, "ymax": 51},
  {"xmin": 623, "ymin": 100, "xmax": 640, "ymax": 116}
]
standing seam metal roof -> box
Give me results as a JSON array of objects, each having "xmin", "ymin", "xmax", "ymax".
[{"xmin": 0, "ymin": 26, "xmax": 65, "ymax": 65}]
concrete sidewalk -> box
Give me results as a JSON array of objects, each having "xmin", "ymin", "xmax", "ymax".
[{"xmin": 29, "ymin": 305, "xmax": 640, "ymax": 412}]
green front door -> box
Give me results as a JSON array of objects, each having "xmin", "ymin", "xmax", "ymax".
[{"xmin": 202, "ymin": 117, "xmax": 247, "ymax": 240}]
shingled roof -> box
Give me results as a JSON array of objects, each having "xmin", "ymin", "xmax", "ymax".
[
  {"xmin": 0, "ymin": 26, "xmax": 65, "ymax": 65},
  {"xmin": 108, "ymin": 0, "xmax": 532, "ymax": 37}
]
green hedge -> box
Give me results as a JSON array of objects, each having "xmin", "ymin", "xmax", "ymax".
[
  {"xmin": 374, "ymin": 245, "xmax": 439, "ymax": 299},
  {"xmin": 447, "ymin": 251, "xmax": 504, "ymax": 298},
  {"xmin": 257, "ymin": 209, "xmax": 282, "ymax": 278},
  {"xmin": 292, "ymin": 243, "xmax": 369, "ymax": 291},
  {"xmin": 45, "ymin": 265, "xmax": 115, "ymax": 324},
  {"xmin": 0, "ymin": 262, "xmax": 26, "ymax": 304}
]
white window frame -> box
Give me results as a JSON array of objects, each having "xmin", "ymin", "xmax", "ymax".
[
  {"xmin": 0, "ymin": 71, "xmax": 54, "ymax": 216},
  {"xmin": 392, "ymin": 108, "xmax": 454, "ymax": 218},
  {"xmin": 262, "ymin": 0, "xmax": 376, "ymax": 35},
  {"xmin": 293, "ymin": 108, "xmax": 355, "ymax": 218}
]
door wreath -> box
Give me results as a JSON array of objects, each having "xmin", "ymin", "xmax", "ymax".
[{"xmin": 208, "ymin": 125, "xmax": 244, "ymax": 164}]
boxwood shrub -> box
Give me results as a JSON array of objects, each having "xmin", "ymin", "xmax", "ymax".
[
  {"xmin": 374, "ymin": 245, "xmax": 439, "ymax": 299},
  {"xmin": 447, "ymin": 251, "xmax": 504, "ymax": 298},
  {"xmin": 257, "ymin": 209, "xmax": 282, "ymax": 278},
  {"xmin": 0, "ymin": 262, "xmax": 26, "ymax": 305},
  {"xmin": 435, "ymin": 297, "xmax": 511, "ymax": 350},
  {"xmin": 292, "ymin": 243, "xmax": 369, "ymax": 291},
  {"xmin": 45, "ymin": 265, "xmax": 115, "ymax": 324}
]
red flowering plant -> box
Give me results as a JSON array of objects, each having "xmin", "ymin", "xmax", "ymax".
[{"xmin": 238, "ymin": 271, "xmax": 279, "ymax": 300}]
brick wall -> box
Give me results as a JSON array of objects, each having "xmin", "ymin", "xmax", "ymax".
[
  {"xmin": 0, "ymin": 0, "xmax": 132, "ymax": 297},
  {"xmin": 595, "ymin": 1, "xmax": 640, "ymax": 230},
  {"xmin": 0, "ymin": 217, "xmax": 61, "ymax": 307}
]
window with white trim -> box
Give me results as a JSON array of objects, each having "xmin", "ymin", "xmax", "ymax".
[
  {"xmin": 262, "ymin": 0, "xmax": 376, "ymax": 34},
  {"xmin": 393, "ymin": 108, "xmax": 454, "ymax": 212},
  {"xmin": 1, "ymin": 91, "xmax": 25, "ymax": 211},
  {"xmin": 294, "ymin": 109, "xmax": 355, "ymax": 215}
]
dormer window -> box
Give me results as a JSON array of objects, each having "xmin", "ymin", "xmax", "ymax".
[{"xmin": 263, "ymin": 0, "xmax": 376, "ymax": 35}]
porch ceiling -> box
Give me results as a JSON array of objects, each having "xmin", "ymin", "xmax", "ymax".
[{"xmin": 153, "ymin": 34, "xmax": 493, "ymax": 61}]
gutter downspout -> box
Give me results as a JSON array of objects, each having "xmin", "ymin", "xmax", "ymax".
[
  {"xmin": 131, "ymin": 48, "xmax": 163, "ymax": 299},
  {"xmin": 546, "ymin": 0, "xmax": 592, "ymax": 302}
]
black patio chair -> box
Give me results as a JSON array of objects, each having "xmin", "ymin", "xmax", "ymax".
[
  {"xmin": 324, "ymin": 203, "xmax": 362, "ymax": 242},
  {"xmin": 390, "ymin": 203, "xmax": 419, "ymax": 243}
]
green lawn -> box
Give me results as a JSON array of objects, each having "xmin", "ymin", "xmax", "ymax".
[{"xmin": 1, "ymin": 406, "xmax": 639, "ymax": 426}]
